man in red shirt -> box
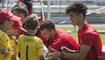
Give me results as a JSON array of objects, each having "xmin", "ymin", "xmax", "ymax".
[
  {"xmin": 39, "ymin": 20, "xmax": 79, "ymax": 60},
  {"xmin": 47, "ymin": 2, "xmax": 102, "ymax": 60}
]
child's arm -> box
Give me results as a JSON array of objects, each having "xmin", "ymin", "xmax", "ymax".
[{"xmin": 38, "ymin": 40, "xmax": 45, "ymax": 60}]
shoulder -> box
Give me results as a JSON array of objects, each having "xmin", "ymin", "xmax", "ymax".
[
  {"xmin": 34, "ymin": 37, "xmax": 43, "ymax": 45},
  {"xmin": 17, "ymin": 34, "xmax": 26, "ymax": 42},
  {"xmin": 0, "ymin": 30, "xmax": 8, "ymax": 37},
  {"xmin": 81, "ymin": 24, "xmax": 98, "ymax": 37},
  {"xmin": 57, "ymin": 29, "xmax": 74, "ymax": 38},
  {"xmin": 0, "ymin": 30, "xmax": 5, "ymax": 35},
  {"xmin": 34, "ymin": 36, "xmax": 42, "ymax": 40},
  {"xmin": 18, "ymin": 34, "xmax": 25, "ymax": 39},
  {"xmin": 33, "ymin": 36, "xmax": 43, "ymax": 42},
  {"xmin": 56, "ymin": 29, "xmax": 76, "ymax": 42},
  {"xmin": 56, "ymin": 29, "xmax": 70, "ymax": 36},
  {"xmin": 83, "ymin": 30, "xmax": 99, "ymax": 41},
  {"xmin": 85, "ymin": 28, "xmax": 98, "ymax": 37},
  {"xmin": 81, "ymin": 23, "xmax": 98, "ymax": 35}
]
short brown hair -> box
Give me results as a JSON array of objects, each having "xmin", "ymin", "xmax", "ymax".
[
  {"xmin": 39, "ymin": 20, "xmax": 55, "ymax": 31},
  {"xmin": 66, "ymin": 2, "xmax": 88, "ymax": 18},
  {"xmin": 11, "ymin": 3, "xmax": 28, "ymax": 17},
  {"xmin": 23, "ymin": 14, "xmax": 39, "ymax": 30}
]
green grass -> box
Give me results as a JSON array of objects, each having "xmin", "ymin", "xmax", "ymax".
[{"xmin": 57, "ymin": 27, "xmax": 105, "ymax": 45}]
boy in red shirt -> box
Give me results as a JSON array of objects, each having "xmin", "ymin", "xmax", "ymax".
[{"xmin": 47, "ymin": 2, "xmax": 102, "ymax": 60}]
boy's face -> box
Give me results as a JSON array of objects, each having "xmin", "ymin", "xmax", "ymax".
[
  {"xmin": 68, "ymin": 11, "xmax": 80, "ymax": 27},
  {"xmin": 7, "ymin": 27, "xmax": 19, "ymax": 36},
  {"xmin": 4, "ymin": 20, "xmax": 19, "ymax": 36}
]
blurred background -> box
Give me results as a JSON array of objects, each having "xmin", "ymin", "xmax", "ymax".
[{"xmin": 0, "ymin": 0, "xmax": 105, "ymax": 25}]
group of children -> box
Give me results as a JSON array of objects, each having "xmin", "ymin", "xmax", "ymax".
[{"xmin": 0, "ymin": 2, "xmax": 46, "ymax": 60}]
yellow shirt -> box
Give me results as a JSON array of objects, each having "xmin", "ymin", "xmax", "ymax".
[
  {"xmin": 17, "ymin": 34, "xmax": 44, "ymax": 60},
  {"xmin": 9, "ymin": 39, "xmax": 18, "ymax": 60},
  {"xmin": 0, "ymin": 30, "xmax": 11, "ymax": 60}
]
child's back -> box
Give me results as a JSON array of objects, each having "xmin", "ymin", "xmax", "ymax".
[
  {"xmin": 18, "ymin": 34, "xmax": 43, "ymax": 60},
  {"xmin": 17, "ymin": 13, "xmax": 44, "ymax": 60}
]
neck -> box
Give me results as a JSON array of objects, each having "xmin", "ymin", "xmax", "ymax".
[
  {"xmin": 78, "ymin": 20, "xmax": 85, "ymax": 29},
  {"xmin": 25, "ymin": 30, "xmax": 36, "ymax": 35}
]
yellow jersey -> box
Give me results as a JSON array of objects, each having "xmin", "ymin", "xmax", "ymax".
[
  {"xmin": 17, "ymin": 34, "xmax": 44, "ymax": 60},
  {"xmin": 8, "ymin": 38, "xmax": 18, "ymax": 60},
  {"xmin": 0, "ymin": 29, "xmax": 11, "ymax": 60}
]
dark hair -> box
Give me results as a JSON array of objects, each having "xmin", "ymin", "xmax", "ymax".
[
  {"xmin": 23, "ymin": 14, "xmax": 39, "ymax": 30},
  {"xmin": 24, "ymin": 0, "xmax": 32, "ymax": 13},
  {"xmin": 11, "ymin": 3, "xmax": 28, "ymax": 17},
  {"xmin": 39, "ymin": 20, "xmax": 55, "ymax": 31},
  {"xmin": 66, "ymin": 2, "xmax": 88, "ymax": 18}
]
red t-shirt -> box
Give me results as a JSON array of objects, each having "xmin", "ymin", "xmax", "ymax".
[
  {"xmin": 39, "ymin": 29, "xmax": 79, "ymax": 60},
  {"xmin": 78, "ymin": 22, "xmax": 102, "ymax": 60}
]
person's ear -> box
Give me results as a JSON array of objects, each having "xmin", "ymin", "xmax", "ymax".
[
  {"xmin": 79, "ymin": 14, "xmax": 83, "ymax": 18},
  {"xmin": 79, "ymin": 14, "xmax": 84, "ymax": 20}
]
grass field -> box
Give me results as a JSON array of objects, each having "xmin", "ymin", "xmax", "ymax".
[
  {"xmin": 57, "ymin": 26, "xmax": 105, "ymax": 60},
  {"xmin": 57, "ymin": 26, "xmax": 105, "ymax": 45}
]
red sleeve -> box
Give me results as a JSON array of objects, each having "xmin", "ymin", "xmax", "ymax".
[
  {"xmin": 82, "ymin": 33, "xmax": 94, "ymax": 46},
  {"xmin": 62, "ymin": 33, "xmax": 79, "ymax": 50}
]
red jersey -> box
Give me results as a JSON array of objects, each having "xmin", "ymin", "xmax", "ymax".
[
  {"xmin": 78, "ymin": 22, "xmax": 102, "ymax": 60},
  {"xmin": 39, "ymin": 29, "xmax": 79, "ymax": 60}
]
